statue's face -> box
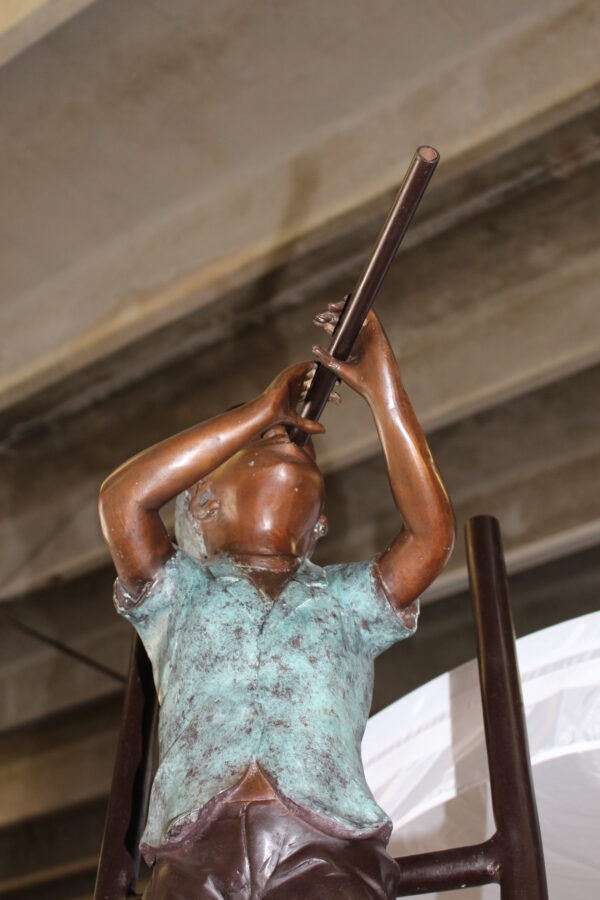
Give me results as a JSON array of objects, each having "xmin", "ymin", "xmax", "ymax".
[{"xmin": 189, "ymin": 426, "xmax": 327, "ymax": 561}]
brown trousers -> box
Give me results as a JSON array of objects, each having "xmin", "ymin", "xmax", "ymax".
[{"xmin": 143, "ymin": 798, "xmax": 400, "ymax": 899}]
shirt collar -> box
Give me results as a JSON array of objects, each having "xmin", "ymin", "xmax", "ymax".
[{"xmin": 205, "ymin": 554, "xmax": 327, "ymax": 589}]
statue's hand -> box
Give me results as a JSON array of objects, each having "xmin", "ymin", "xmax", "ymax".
[
  {"xmin": 312, "ymin": 302, "xmax": 397, "ymax": 403},
  {"xmin": 262, "ymin": 362, "xmax": 326, "ymax": 435}
]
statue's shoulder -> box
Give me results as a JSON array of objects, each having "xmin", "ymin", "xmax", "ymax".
[{"xmin": 153, "ymin": 547, "xmax": 215, "ymax": 597}]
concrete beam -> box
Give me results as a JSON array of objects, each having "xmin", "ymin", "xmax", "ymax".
[
  {"xmin": 1, "ymin": 150, "xmax": 600, "ymax": 601},
  {"xmin": 1, "ymin": 871, "xmax": 96, "ymax": 900},
  {"xmin": 0, "ymin": 694, "xmax": 120, "ymax": 829},
  {"xmin": 0, "ymin": 0, "xmax": 94, "ymax": 68},
  {"xmin": 4, "ymin": 101, "xmax": 600, "ymax": 440},
  {"xmin": 1, "ymin": 0, "xmax": 599, "ymax": 409},
  {"xmin": 0, "ymin": 799, "xmax": 104, "ymax": 896},
  {"xmin": 0, "ymin": 564, "xmax": 129, "ymax": 731}
]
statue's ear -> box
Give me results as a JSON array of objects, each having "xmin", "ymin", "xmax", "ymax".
[
  {"xmin": 174, "ymin": 488, "xmax": 208, "ymax": 560},
  {"xmin": 196, "ymin": 500, "xmax": 219, "ymax": 521},
  {"xmin": 189, "ymin": 481, "xmax": 218, "ymax": 518}
]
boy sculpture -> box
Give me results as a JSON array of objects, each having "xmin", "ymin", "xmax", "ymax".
[{"xmin": 99, "ymin": 305, "xmax": 455, "ymax": 899}]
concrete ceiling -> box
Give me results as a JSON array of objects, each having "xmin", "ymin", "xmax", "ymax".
[
  {"xmin": 1, "ymin": 2, "xmax": 599, "ymax": 897},
  {"xmin": 2, "ymin": 0, "xmax": 599, "ymax": 408},
  {"xmin": 0, "ymin": 0, "xmax": 95, "ymax": 66}
]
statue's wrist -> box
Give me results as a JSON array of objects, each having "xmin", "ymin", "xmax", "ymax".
[
  {"xmin": 253, "ymin": 391, "xmax": 281, "ymax": 428},
  {"xmin": 364, "ymin": 374, "xmax": 404, "ymax": 416}
]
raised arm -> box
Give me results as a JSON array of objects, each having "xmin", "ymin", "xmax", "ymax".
[
  {"xmin": 98, "ymin": 362, "xmax": 323, "ymax": 596},
  {"xmin": 313, "ymin": 305, "xmax": 455, "ymax": 610}
]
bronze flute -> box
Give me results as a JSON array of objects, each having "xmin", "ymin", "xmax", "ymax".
[{"xmin": 289, "ymin": 146, "xmax": 439, "ymax": 447}]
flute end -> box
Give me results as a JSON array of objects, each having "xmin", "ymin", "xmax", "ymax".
[{"xmin": 417, "ymin": 145, "xmax": 439, "ymax": 164}]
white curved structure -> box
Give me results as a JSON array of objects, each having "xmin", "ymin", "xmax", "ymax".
[{"xmin": 363, "ymin": 611, "xmax": 600, "ymax": 899}]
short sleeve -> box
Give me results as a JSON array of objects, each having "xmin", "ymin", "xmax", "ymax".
[
  {"xmin": 326, "ymin": 559, "xmax": 419, "ymax": 658},
  {"xmin": 113, "ymin": 549, "xmax": 207, "ymax": 699}
]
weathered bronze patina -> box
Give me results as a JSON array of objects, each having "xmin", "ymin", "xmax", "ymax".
[
  {"xmin": 98, "ymin": 148, "xmax": 455, "ymax": 899},
  {"xmin": 99, "ymin": 306, "xmax": 454, "ymax": 898}
]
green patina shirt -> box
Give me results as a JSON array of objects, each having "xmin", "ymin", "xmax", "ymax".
[{"xmin": 114, "ymin": 549, "xmax": 418, "ymax": 860}]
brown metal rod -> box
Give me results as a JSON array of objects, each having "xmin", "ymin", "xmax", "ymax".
[
  {"xmin": 465, "ymin": 515, "xmax": 548, "ymax": 900},
  {"xmin": 94, "ymin": 635, "xmax": 157, "ymax": 900},
  {"xmin": 395, "ymin": 838, "xmax": 500, "ymax": 895},
  {"xmin": 289, "ymin": 145, "xmax": 439, "ymax": 446},
  {"xmin": 395, "ymin": 516, "xmax": 548, "ymax": 897}
]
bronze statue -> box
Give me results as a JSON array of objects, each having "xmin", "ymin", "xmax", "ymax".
[
  {"xmin": 98, "ymin": 147, "xmax": 454, "ymax": 898},
  {"xmin": 99, "ymin": 303, "xmax": 454, "ymax": 899}
]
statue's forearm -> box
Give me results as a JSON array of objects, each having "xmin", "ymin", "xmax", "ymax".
[
  {"xmin": 369, "ymin": 372, "xmax": 455, "ymax": 610},
  {"xmin": 311, "ymin": 312, "xmax": 455, "ymax": 609},
  {"xmin": 102, "ymin": 395, "xmax": 274, "ymax": 512}
]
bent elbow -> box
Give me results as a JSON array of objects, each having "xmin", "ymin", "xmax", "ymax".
[
  {"xmin": 418, "ymin": 506, "xmax": 456, "ymax": 583},
  {"xmin": 98, "ymin": 477, "xmax": 117, "ymax": 546},
  {"xmin": 440, "ymin": 506, "xmax": 457, "ymax": 565},
  {"xmin": 433, "ymin": 503, "xmax": 456, "ymax": 572},
  {"xmin": 98, "ymin": 474, "xmax": 134, "ymax": 549}
]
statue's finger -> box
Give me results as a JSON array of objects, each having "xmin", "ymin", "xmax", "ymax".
[
  {"xmin": 295, "ymin": 417, "xmax": 325, "ymax": 435},
  {"xmin": 312, "ymin": 345, "xmax": 341, "ymax": 373},
  {"xmin": 313, "ymin": 311, "xmax": 336, "ymax": 324}
]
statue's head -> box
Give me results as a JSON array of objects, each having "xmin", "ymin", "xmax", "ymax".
[{"xmin": 175, "ymin": 425, "xmax": 327, "ymax": 563}]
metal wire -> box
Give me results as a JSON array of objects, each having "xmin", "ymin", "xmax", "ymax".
[{"xmin": 0, "ymin": 611, "xmax": 126, "ymax": 685}]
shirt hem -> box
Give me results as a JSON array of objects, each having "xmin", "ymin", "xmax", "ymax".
[{"xmin": 140, "ymin": 764, "xmax": 392, "ymax": 865}]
